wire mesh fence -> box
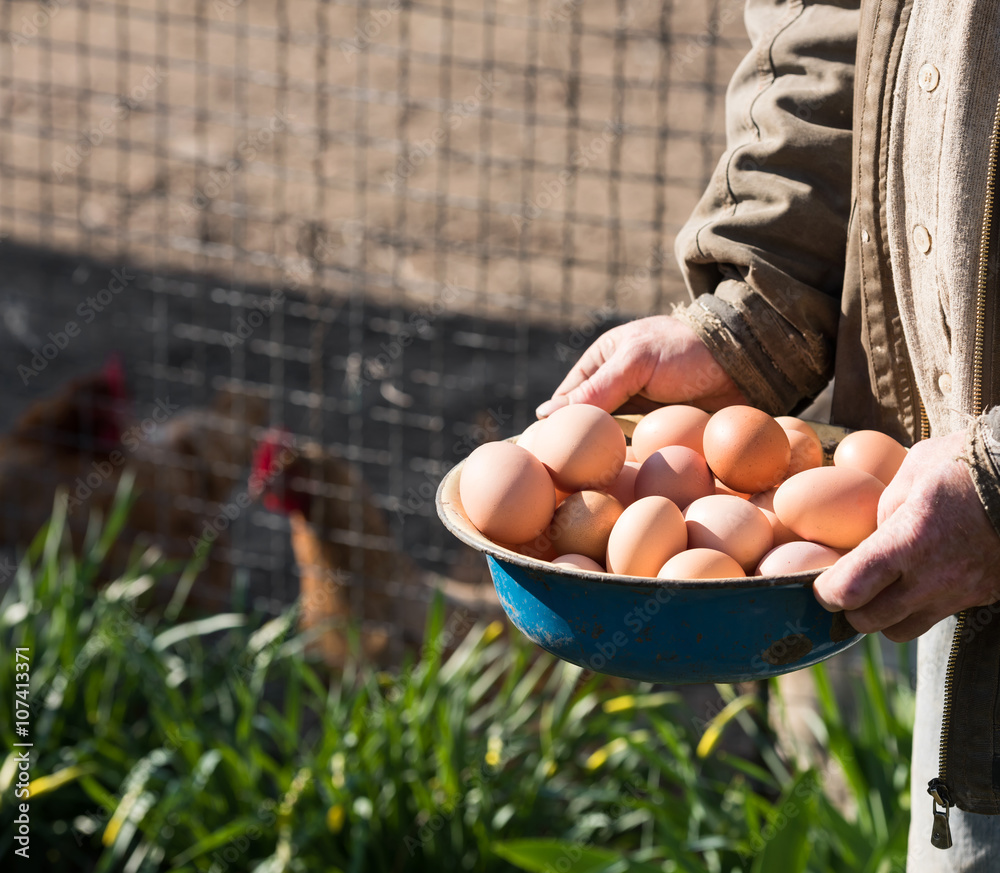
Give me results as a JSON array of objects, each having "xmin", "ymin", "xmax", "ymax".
[{"xmin": 0, "ymin": 0, "xmax": 747, "ymax": 650}]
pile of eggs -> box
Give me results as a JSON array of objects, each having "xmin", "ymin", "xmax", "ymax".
[{"xmin": 458, "ymin": 404, "xmax": 908, "ymax": 580}]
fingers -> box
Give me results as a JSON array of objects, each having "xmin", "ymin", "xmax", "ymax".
[
  {"xmin": 815, "ymin": 508, "xmax": 945, "ymax": 637},
  {"xmin": 813, "ymin": 517, "xmax": 913, "ymax": 614},
  {"xmin": 537, "ymin": 333, "xmax": 652, "ymax": 418},
  {"xmin": 876, "ymin": 475, "xmax": 908, "ymax": 527},
  {"xmin": 549, "ymin": 334, "xmax": 616, "ymax": 399},
  {"xmin": 875, "ymin": 452, "xmax": 919, "ymax": 526},
  {"xmin": 879, "ymin": 610, "xmax": 942, "ymax": 643}
]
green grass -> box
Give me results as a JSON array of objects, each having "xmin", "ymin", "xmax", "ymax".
[{"xmin": 0, "ymin": 480, "xmax": 914, "ymax": 872}]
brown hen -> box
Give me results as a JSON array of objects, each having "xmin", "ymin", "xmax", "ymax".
[{"xmin": 249, "ymin": 429, "xmax": 501, "ymax": 668}]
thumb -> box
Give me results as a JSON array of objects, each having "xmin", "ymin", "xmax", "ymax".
[
  {"xmin": 876, "ymin": 466, "xmax": 915, "ymax": 527},
  {"xmin": 557, "ymin": 352, "xmax": 651, "ymax": 416}
]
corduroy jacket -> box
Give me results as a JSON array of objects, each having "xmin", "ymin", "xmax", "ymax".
[{"xmin": 673, "ymin": 0, "xmax": 1000, "ymax": 819}]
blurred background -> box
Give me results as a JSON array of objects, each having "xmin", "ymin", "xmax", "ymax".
[{"xmin": 0, "ymin": 0, "xmax": 745, "ymax": 616}]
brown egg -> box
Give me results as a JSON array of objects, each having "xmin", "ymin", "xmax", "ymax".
[
  {"xmin": 547, "ymin": 490, "xmax": 625, "ymax": 563},
  {"xmin": 515, "ymin": 419, "xmax": 546, "ymax": 454},
  {"xmin": 630, "ymin": 405, "xmax": 711, "ymax": 462},
  {"xmin": 715, "ymin": 478, "xmax": 751, "ymax": 499},
  {"xmin": 834, "ymin": 430, "xmax": 908, "ymax": 486},
  {"xmin": 460, "ymin": 441, "xmax": 556, "ymax": 544},
  {"xmin": 775, "ymin": 416, "xmax": 823, "ymax": 446},
  {"xmin": 784, "ymin": 429, "xmax": 824, "ymax": 479},
  {"xmin": 606, "ymin": 496, "xmax": 687, "ymax": 577},
  {"xmin": 683, "ymin": 494, "xmax": 773, "ymax": 574},
  {"xmin": 530, "ymin": 404, "xmax": 626, "ymax": 492},
  {"xmin": 507, "ymin": 537, "xmax": 559, "ymax": 562},
  {"xmin": 755, "ymin": 541, "xmax": 846, "ymax": 576},
  {"xmin": 634, "ymin": 445, "xmax": 715, "ymax": 510},
  {"xmin": 773, "ymin": 466, "xmax": 885, "ymax": 549},
  {"xmin": 750, "ymin": 487, "xmax": 800, "ymax": 547},
  {"xmin": 605, "ymin": 461, "xmax": 640, "ymax": 508},
  {"xmin": 703, "ymin": 406, "xmax": 790, "ymax": 494},
  {"xmin": 625, "ymin": 444, "xmax": 639, "ymax": 463},
  {"xmin": 552, "ymin": 553, "xmax": 605, "ymax": 572},
  {"xmin": 657, "ymin": 548, "xmax": 746, "ymax": 580}
]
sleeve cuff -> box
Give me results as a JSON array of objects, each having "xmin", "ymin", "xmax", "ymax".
[
  {"xmin": 966, "ymin": 408, "xmax": 1000, "ymax": 539},
  {"xmin": 672, "ymin": 279, "xmax": 834, "ymax": 416}
]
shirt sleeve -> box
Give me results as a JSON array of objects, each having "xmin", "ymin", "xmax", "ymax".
[{"xmin": 672, "ymin": 0, "xmax": 860, "ymax": 415}]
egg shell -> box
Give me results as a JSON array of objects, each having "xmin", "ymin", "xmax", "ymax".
[
  {"xmin": 784, "ymin": 429, "xmax": 825, "ymax": 479},
  {"xmin": 833, "ymin": 430, "xmax": 908, "ymax": 486},
  {"xmin": 715, "ymin": 478, "xmax": 751, "ymax": 500},
  {"xmin": 634, "ymin": 445, "xmax": 715, "ymax": 510},
  {"xmin": 605, "ymin": 461, "xmax": 640, "ymax": 508},
  {"xmin": 755, "ymin": 541, "xmax": 846, "ymax": 576},
  {"xmin": 703, "ymin": 406, "xmax": 791, "ymax": 494},
  {"xmin": 773, "ymin": 466, "xmax": 885, "ymax": 549},
  {"xmin": 683, "ymin": 494, "xmax": 773, "ymax": 574},
  {"xmin": 775, "ymin": 417, "xmax": 823, "ymax": 447},
  {"xmin": 606, "ymin": 496, "xmax": 687, "ymax": 577},
  {"xmin": 504, "ymin": 537, "xmax": 559, "ymax": 562},
  {"xmin": 552, "ymin": 553, "xmax": 605, "ymax": 572},
  {"xmin": 750, "ymin": 488, "xmax": 800, "ymax": 546},
  {"xmin": 529, "ymin": 404, "xmax": 626, "ymax": 492},
  {"xmin": 548, "ymin": 490, "xmax": 625, "ymax": 563},
  {"xmin": 657, "ymin": 548, "xmax": 745, "ymax": 580},
  {"xmin": 630, "ymin": 405, "xmax": 711, "ymax": 462},
  {"xmin": 460, "ymin": 441, "xmax": 556, "ymax": 544},
  {"xmin": 515, "ymin": 419, "xmax": 546, "ymax": 454}
]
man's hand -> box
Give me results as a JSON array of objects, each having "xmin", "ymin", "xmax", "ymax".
[
  {"xmin": 535, "ymin": 315, "xmax": 746, "ymax": 419},
  {"xmin": 814, "ymin": 429, "xmax": 1000, "ymax": 642}
]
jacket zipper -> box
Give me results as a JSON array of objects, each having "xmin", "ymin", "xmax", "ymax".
[{"xmin": 927, "ymin": 89, "xmax": 1000, "ymax": 850}]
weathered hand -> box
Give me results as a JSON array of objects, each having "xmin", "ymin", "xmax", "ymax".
[
  {"xmin": 813, "ymin": 429, "xmax": 1000, "ymax": 642},
  {"xmin": 535, "ymin": 315, "xmax": 746, "ymax": 419}
]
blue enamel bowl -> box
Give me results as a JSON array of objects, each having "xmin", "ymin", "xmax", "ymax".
[{"xmin": 436, "ymin": 417, "xmax": 863, "ymax": 684}]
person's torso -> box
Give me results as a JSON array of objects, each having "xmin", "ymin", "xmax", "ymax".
[{"xmin": 832, "ymin": 0, "xmax": 1000, "ymax": 442}]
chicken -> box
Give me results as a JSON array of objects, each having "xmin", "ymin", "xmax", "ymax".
[
  {"xmin": 0, "ymin": 361, "xmax": 268, "ymax": 610},
  {"xmin": 119, "ymin": 385, "xmax": 270, "ymax": 608},
  {"xmin": 249, "ymin": 428, "xmax": 501, "ymax": 668},
  {"xmin": 0, "ymin": 358, "xmax": 131, "ymax": 549}
]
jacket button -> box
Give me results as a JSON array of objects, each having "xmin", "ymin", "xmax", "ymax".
[
  {"xmin": 938, "ymin": 373, "xmax": 952, "ymax": 395},
  {"xmin": 918, "ymin": 63, "xmax": 940, "ymax": 93},
  {"xmin": 861, "ymin": 228, "xmax": 870, "ymax": 244},
  {"xmin": 913, "ymin": 224, "xmax": 932, "ymax": 253}
]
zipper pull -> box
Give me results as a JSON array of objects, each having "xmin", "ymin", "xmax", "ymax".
[{"xmin": 928, "ymin": 778, "xmax": 953, "ymax": 849}]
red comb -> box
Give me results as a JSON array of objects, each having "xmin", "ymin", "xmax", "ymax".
[
  {"xmin": 249, "ymin": 427, "xmax": 295, "ymax": 504},
  {"xmin": 101, "ymin": 354, "xmax": 128, "ymax": 401}
]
